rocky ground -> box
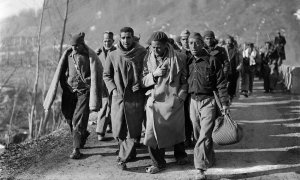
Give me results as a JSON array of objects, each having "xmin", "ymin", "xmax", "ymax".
[{"xmin": 0, "ymin": 79, "xmax": 300, "ymax": 180}]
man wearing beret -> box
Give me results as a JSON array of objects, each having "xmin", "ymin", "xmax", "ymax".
[
  {"xmin": 95, "ymin": 31, "xmax": 116, "ymax": 141},
  {"xmin": 203, "ymin": 30, "xmax": 230, "ymax": 80},
  {"xmin": 44, "ymin": 32, "xmax": 102, "ymax": 159},
  {"xmin": 188, "ymin": 32, "xmax": 229, "ymax": 180},
  {"xmin": 103, "ymin": 27, "xmax": 147, "ymax": 170},
  {"xmin": 142, "ymin": 31, "xmax": 188, "ymax": 174}
]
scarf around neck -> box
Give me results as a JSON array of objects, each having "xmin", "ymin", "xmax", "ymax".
[{"xmin": 146, "ymin": 44, "xmax": 183, "ymax": 84}]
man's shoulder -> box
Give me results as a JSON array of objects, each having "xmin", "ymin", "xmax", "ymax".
[{"xmin": 210, "ymin": 46, "xmax": 226, "ymax": 58}]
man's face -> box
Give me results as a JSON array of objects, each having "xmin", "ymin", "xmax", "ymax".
[
  {"xmin": 72, "ymin": 43, "xmax": 85, "ymax": 53},
  {"xmin": 189, "ymin": 38, "xmax": 203, "ymax": 56},
  {"xmin": 180, "ymin": 36, "xmax": 189, "ymax": 50},
  {"xmin": 204, "ymin": 36, "xmax": 214, "ymax": 47},
  {"xmin": 225, "ymin": 38, "xmax": 233, "ymax": 47},
  {"xmin": 151, "ymin": 41, "xmax": 167, "ymax": 57},
  {"xmin": 120, "ymin": 32, "xmax": 134, "ymax": 50},
  {"xmin": 103, "ymin": 34, "xmax": 114, "ymax": 50}
]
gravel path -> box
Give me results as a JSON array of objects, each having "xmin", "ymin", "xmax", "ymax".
[{"xmin": 1, "ymin": 79, "xmax": 300, "ymax": 180}]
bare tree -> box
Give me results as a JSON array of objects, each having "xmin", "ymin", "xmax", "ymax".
[
  {"xmin": 40, "ymin": 0, "xmax": 70, "ymax": 137},
  {"xmin": 28, "ymin": 0, "xmax": 46, "ymax": 140},
  {"xmin": 58, "ymin": 0, "xmax": 70, "ymax": 59}
]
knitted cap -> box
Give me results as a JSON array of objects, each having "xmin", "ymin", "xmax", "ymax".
[
  {"xmin": 180, "ymin": 29, "xmax": 190, "ymax": 37},
  {"xmin": 147, "ymin": 31, "xmax": 169, "ymax": 44},
  {"xmin": 189, "ymin": 32, "xmax": 203, "ymax": 41},
  {"xmin": 203, "ymin": 30, "xmax": 215, "ymax": 39},
  {"xmin": 70, "ymin": 32, "xmax": 85, "ymax": 45}
]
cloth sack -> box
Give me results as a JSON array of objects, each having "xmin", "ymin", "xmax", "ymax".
[{"xmin": 212, "ymin": 91, "xmax": 243, "ymax": 145}]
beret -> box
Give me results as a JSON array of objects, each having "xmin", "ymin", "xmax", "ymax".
[
  {"xmin": 180, "ymin": 29, "xmax": 190, "ymax": 37},
  {"xmin": 203, "ymin": 30, "xmax": 215, "ymax": 39},
  {"xmin": 70, "ymin": 32, "xmax": 85, "ymax": 45}
]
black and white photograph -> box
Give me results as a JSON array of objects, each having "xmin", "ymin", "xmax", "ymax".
[{"xmin": 0, "ymin": 0, "xmax": 300, "ymax": 179}]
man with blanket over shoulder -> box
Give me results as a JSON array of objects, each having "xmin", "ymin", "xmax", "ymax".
[
  {"xmin": 141, "ymin": 31, "xmax": 188, "ymax": 174},
  {"xmin": 43, "ymin": 32, "xmax": 102, "ymax": 159},
  {"xmin": 103, "ymin": 27, "xmax": 147, "ymax": 170}
]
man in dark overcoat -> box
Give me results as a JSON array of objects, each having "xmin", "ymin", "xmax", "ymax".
[{"xmin": 103, "ymin": 27, "xmax": 147, "ymax": 170}]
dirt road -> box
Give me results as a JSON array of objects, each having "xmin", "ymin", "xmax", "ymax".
[{"xmin": 2, "ymin": 79, "xmax": 300, "ymax": 180}]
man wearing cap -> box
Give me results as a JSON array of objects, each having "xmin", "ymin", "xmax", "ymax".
[
  {"xmin": 188, "ymin": 32, "xmax": 229, "ymax": 180},
  {"xmin": 180, "ymin": 29, "xmax": 191, "ymax": 55},
  {"xmin": 44, "ymin": 32, "xmax": 102, "ymax": 159},
  {"xmin": 202, "ymin": 30, "xmax": 230, "ymax": 79},
  {"xmin": 261, "ymin": 41, "xmax": 279, "ymax": 93},
  {"xmin": 274, "ymin": 31, "xmax": 286, "ymax": 66},
  {"xmin": 103, "ymin": 27, "xmax": 147, "ymax": 170},
  {"xmin": 180, "ymin": 29, "xmax": 194, "ymax": 148},
  {"xmin": 95, "ymin": 31, "xmax": 116, "ymax": 141},
  {"xmin": 242, "ymin": 43, "xmax": 258, "ymax": 95},
  {"xmin": 142, "ymin": 31, "xmax": 188, "ymax": 174},
  {"xmin": 224, "ymin": 35, "xmax": 242, "ymax": 102}
]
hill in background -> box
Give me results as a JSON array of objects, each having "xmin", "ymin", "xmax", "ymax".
[{"xmin": 1, "ymin": 0, "xmax": 300, "ymax": 65}]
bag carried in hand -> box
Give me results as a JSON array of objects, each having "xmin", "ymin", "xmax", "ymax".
[{"xmin": 212, "ymin": 91, "xmax": 243, "ymax": 145}]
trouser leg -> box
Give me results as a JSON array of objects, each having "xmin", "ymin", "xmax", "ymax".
[
  {"xmin": 117, "ymin": 116, "xmax": 136, "ymax": 162},
  {"xmin": 249, "ymin": 66, "xmax": 255, "ymax": 92},
  {"xmin": 184, "ymin": 96, "xmax": 193, "ymax": 144},
  {"xmin": 148, "ymin": 145, "xmax": 166, "ymax": 168},
  {"xmin": 118, "ymin": 138, "xmax": 136, "ymax": 162},
  {"xmin": 96, "ymin": 98, "xmax": 110, "ymax": 136},
  {"xmin": 190, "ymin": 98, "xmax": 216, "ymax": 170},
  {"xmin": 61, "ymin": 89, "xmax": 77, "ymax": 132},
  {"xmin": 241, "ymin": 72, "xmax": 249, "ymax": 92},
  {"xmin": 263, "ymin": 71, "xmax": 270, "ymax": 91},
  {"xmin": 174, "ymin": 142, "xmax": 187, "ymax": 160},
  {"xmin": 72, "ymin": 91, "xmax": 90, "ymax": 149},
  {"xmin": 228, "ymin": 73, "xmax": 238, "ymax": 97}
]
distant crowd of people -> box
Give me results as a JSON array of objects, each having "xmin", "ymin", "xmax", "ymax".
[{"xmin": 44, "ymin": 27, "xmax": 286, "ymax": 180}]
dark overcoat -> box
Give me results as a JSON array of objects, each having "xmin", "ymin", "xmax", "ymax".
[{"xmin": 103, "ymin": 42, "xmax": 147, "ymax": 139}]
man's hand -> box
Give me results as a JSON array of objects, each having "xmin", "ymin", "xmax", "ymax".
[
  {"xmin": 222, "ymin": 105, "xmax": 230, "ymax": 115},
  {"xmin": 153, "ymin": 67, "xmax": 167, "ymax": 77},
  {"xmin": 132, "ymin": 83, "xmax": 140, "ymax": 92},
  {"xmin": 96, "ymin": 48, "xmax": 102, "ymax": 56}
]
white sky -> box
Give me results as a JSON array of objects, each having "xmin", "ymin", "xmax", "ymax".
[{"xmin": 0, "ymin": 0, "xmax": 43, "ymax": 21}]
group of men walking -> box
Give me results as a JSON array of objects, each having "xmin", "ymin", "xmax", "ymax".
[{"xmin": 44, "ymin": 26, "xmax": 285, "ymax": 180}]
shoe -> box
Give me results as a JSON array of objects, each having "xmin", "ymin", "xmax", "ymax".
[
  {"xmin": 106, "ymin": 126, "xmax": 112, "ymax": 133},
  {"xmin": 195, "ymin": 169, "xmax": 206, "ymax": 180},
  {"xmin": 117, "ymin": 162, "xmax": 127, "ymax": 170},
  {"xmin": 145, "ymin": 165, "xmax": 166, "ymax": 174},
  {"xmin": 70, "ymin": 149, "xmax": 83, "ymax": 159},
  {"xmin": 98, "ymin": 134, "xmax": 105, "ymax": 141},
  {"xmin": 241, "ymin": 91, "xmax": 248, "ymax": 98},
  {"xmin": 176, "ymin": 157, "xmax": 189, "ymax": 165}
]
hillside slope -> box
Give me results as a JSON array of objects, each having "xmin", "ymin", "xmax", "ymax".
[{"xmin": 1, "ymin": 0, "xmax": 300, "ymax": 65}]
